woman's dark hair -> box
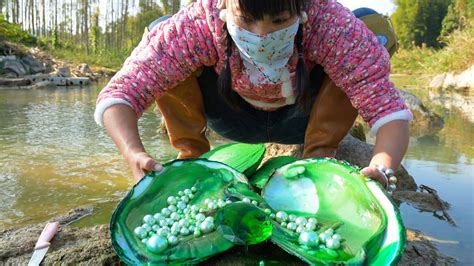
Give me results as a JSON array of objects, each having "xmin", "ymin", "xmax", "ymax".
[{"xmin": 218, "ymin": 0, "xmax": 311, "ymax": 112}]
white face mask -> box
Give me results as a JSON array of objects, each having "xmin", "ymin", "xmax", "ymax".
[{"xmin": 227, "ymin": 17, "xmax": 299, "ymax": 84}]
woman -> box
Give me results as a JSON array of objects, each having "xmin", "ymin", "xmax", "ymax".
[{"xmin": 95, "ymin": 0, "xmax": 412, "ymax": 189}]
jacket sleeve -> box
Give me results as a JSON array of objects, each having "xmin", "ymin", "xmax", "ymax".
[
  {"xmin": 304, "ymin": 0, "xmax": 412, "ymax": 134},
  {"xmin": 95, "ymin": 0, "xmax": 218, "ymax": 126}
]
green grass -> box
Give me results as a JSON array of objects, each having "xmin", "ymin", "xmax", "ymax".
[
  {"xmin": 391, "ymin": 21, "xmax": 474, "ymax": 75},
  {"xmin": 47, "ymin": 46, "xmax": 131, "ymax": 70}
]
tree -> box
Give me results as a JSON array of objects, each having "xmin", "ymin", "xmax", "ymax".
[{"xmin": 392, "ymin": 0, "xmax": 452, "ymax": 48}]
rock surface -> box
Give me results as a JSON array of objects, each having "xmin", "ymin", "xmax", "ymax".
[
  {"xmin": 0, "ymin": 207, "xmax": 455, "ymax": 265},
  {"xmin": 430, "ymin": 65, "xmax": 474, "ymax": 90},
  {"xmin": 398, "ymin": 90, "xmax": 445, "ymax": 136}
]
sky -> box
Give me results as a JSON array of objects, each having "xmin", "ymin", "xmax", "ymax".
[{"xmin": 337, "ymin": 0, "xmax": 396, "ymax": 15}]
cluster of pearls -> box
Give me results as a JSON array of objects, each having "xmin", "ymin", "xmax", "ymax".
[
  {"xmin": 269, "ymin": 210, "xmax": 342, "ymax": 250},
  {"xmin": 133, "ymin": 186, "xmax": 229, "ymax": 254},
  {"xmin": 376, "ymin": 165, "xmax": 398, "ymax": 194}
]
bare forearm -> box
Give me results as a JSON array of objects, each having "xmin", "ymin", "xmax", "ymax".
[
  {"xmin": 371, "ymin": 120, "xmax": 410, "ymax": 170},
  {"xmin": 103, "ymin": 104, "xmax": 145, "ymax": 159}
]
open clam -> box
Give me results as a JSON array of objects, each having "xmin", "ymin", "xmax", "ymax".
[{"xmin": 110, "ymin": 159, "xmax": 265, "ymax": 264}]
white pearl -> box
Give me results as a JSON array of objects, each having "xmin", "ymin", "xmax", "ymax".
[
  {"xmin": 217, "ymin": 201, "xmax": 226, "ymax": 208},
  {"xmin": 142, "ymin": 224, "xmax": 152, "ymax": 232},
  {"xmin": 190, "ymin": 205, "xmax": 199, "ymax": 212},
  {"xmin": 275, "ymin": 211, "xmax": 288, "ymax": 223},
  {"xmin": 200, "ymin": 220, "xmax": 215, "ymax": 233},
  {"xmin": 141, "ymin": 238, "xmax": 148, "ymax": 244},
  {"xmin": 251, "ymin": 200, "xmax": 258, "ymax": 205},
  {"xmin": 161, "ymin": 208, "xmax": 171, "ymax": 217},
  {"xmin": 296, "ymin": 226, "xmax": 305, "ymax": 234},
  {"xmin": 269, "ymin": 213, "xmax": 276, "ymax": 219},
  {"xmin": 184, "ymin": 189, "xmax": 192, "ymax": 195},
  {"xmin": 180, "ymin": 227, "xmax": 190, "ymax": 236},
  {"xmin": 264, "ymin": 209, "xmax": 272, "ymax": 215},
  {"xmin": 195, "ymin": 213, "xmax": 206, "ymax": 222},
  {"xmin": 389, "ymin": 176, "xmax": 398, "ymax": 184},
  {"xmin": 325, "ymin": 228, "xmax": 334, "ymax": 236},
  {"xmin": 152, "ymin": 225, "xmax": 160, "ymax": 232},
  {"xmin": 305, "ymin": 222, "xmax": 317, "ymax": 231},
  {"xmin": 188, "ymin": 194, "xmax": 195, "ymax": 199},
  {"xmin": 242, "ymin": 198, "xmax": 251, "ymax": 203},
  {"xmin": 134, "ymin": 227, "xmax": 148, "ymax": 239},
  {"xmin": 194, "ymin": 229, "xmax": 201, "ymax": 237},
  {"xmin": 165, "ymin": 218, "xmax": 174, "ymax": 226},
  {"xmin": 177, "ymin": 201, "xmax": 187, "ymax": 210},
  {"xmin": 168, "ymin": 205, "xmax": 177, "ymax": 212},
  {"xmin": 143, "ymin": 215, "xmax": 156, "ymax": 225},
  {"xmin": 326, "ymin": 238, "xmax": 340, "ymax": 249},
  {"xmin": 204, "ymin": 216, "xmax": 214, "ymax": 224},
  {"xmin": 178, "ymin": 191, "xmax": 184, "ymax": 196},
  {"xmin": 146, "ymin": 235, "xmax": 168, "ymax": 254},
  {"xmin": 181, "ymin": 196, "xmax": 189, "ymax": 203},
  {"xmin": 178, "ymin": 219, "xmax": 189, "ymax": 227},
  {"xmin": 159, "ymin": 220, "xmax": 168, "ymax": 227},
  {"xmin": 170, "ymin": 212, "xmax": 180, "ymax": 221},
  {"xmin": 157, "ymin": 227, "xmax": 170, "ymax": 237},
  {"xmin": 288, "ymin": 214, "xmax": 297, "ymax": 222},
  {"xmin": 308, "ymin": 217, "xmax": 317, "ymax": 224},
  {"xmin": 167, "ymin": 196, "xmax": 177, "ymax": 205},
  {"xmin": 191, "ymin": 186, "xmax": 197, "ymax": 192},
  {"xmin": 287, "ymin": 222, "xmax": 297, "ymax": 231},
  {"xmin": 295, "ymin": 217, "xmax": 307, "ymax": 226},
  {"xmin": 208, "ymin": 202, "xmax": 217, "ymax": 210},
  {"xmin": 299, "ymin": 231, "xmax": 319, "ymax": 247},
  {"xmin": 153, "ymin": 213, "xmax": 165, "ymax": 221},
  {"xmin": 319, "ymin": 232, "xmax": 330, "ymax": 243},
  {"xmin": 225, "ymin": 200, "xmax": 232, "ymax": 205},
  {"xmin": 189, "ymin": 225, "xmax": 196, "ymax": 232},
  {"xmin": 170, "ymin": 224, "xmax": 180, "ymax": 236},
  {"xmin": 332, "ymin": 234, "xmax": 341, "ymax": 241},
  {"xmin": 204, "ymin": 198, "xmax": 212, "ymax": 204},
  {"xmin": 280, "ymin": 222, "xmax": 287, "ymax": 227},
  {"xmin": 168, "ymin": 235, "xmax": 179, "ymax": 246}
]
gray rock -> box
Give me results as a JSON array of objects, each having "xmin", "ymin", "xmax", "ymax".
[
  {"xmin": 0, "ymin": 56, "xmax": 27, "ymax": 76},
  {"xmin": 20, "ymin": 55, "xmax": 46, "ymax": 74},
  {"xmin": 78, "ymin": 63, "xmax": 93, "ymax": 75},
  {"xmin": 398, "ymin": 89, "xmax": 444, "ymax": 136},
  {"xmin": 430, "ymin": 65, "xmax": 474, "ymax": 90}
]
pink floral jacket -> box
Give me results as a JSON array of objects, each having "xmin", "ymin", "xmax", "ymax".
[{"xmin": 95, "ymin": 0, "xmax": 412, "ymax": 134}]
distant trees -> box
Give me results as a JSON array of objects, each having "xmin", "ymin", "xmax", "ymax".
[
  {"xmin": 0, "ymin": 0, "xmax": 185, "ymax": 53},
  {"xmin": 391, "ymin": 0, "xmax": 473, "ymax": 48}
]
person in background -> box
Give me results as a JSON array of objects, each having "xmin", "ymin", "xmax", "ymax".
[{"xmin": 94, "ymin": 0, "xmax": 412, "ymax": 190}]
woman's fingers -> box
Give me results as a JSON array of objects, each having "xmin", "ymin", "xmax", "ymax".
[{"xmin": 361, "ymin": 166, "xmax": 388, "ymax": 188}]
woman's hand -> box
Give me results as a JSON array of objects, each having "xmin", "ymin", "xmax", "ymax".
[
  {"xmin": 126, "ymin": 151, "xmax": 163, "ymax": 184},
  {"xmin": 361, "ymin": 166, "xmax": 388, "ymax": 188}
]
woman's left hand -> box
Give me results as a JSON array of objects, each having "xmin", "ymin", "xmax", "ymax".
[{"xmin": 361, "ymin": 166, "xmax": 388, "ymax": 188}]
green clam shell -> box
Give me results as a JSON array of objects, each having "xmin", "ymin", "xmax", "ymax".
[
  {"xmin": 200, "ymin": 143, "xmax": 265, "ymax": 176},
  {"xmin": 110, "ymin": 159, "xmax": 252, "ymax": 265},
  {"xmin": 262, "ymin": 158, "xmax": 388, "ymax": 265},
  {"xmin": 248, "ymin": 156, "xmax": 299, "ymax": 191}
]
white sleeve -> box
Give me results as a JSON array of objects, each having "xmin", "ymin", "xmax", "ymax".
[
  {"xmin": 370, "ymin": 109, "xmax": 413, "ymax": 136},
  {"xmin": 94, "ymin": 98, "xmax": 133, "ymax": 127}
]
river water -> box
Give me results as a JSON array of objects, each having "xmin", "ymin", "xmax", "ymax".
[{"xmin": 0, "ymin": 77, "xmax": 472, "ymax": 264}]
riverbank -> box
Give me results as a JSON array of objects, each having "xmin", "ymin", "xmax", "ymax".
[{"xmin": 0, "ymin": 42, "xmax": 116, "ymax": 82}]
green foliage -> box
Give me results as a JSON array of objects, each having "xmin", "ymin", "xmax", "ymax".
[
  {"xmin": 440, "ymin": 0, "xmax": 474, "ymax": 39},
  {"xmin": 391, "ymin": 0, "xmax": 451, "ymax": 48},
  {"xmin": 391, "ymin": 20, "xmax": 474, "ymax": 74},
  {"xmin": 0, "ymin": 15, "xmax": 37, "ymax": 45}
]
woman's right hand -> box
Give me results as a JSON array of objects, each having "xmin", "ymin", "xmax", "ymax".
[{"xmin": 126, "ymin": 151, "xmax": 163, "ymax": 184}]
